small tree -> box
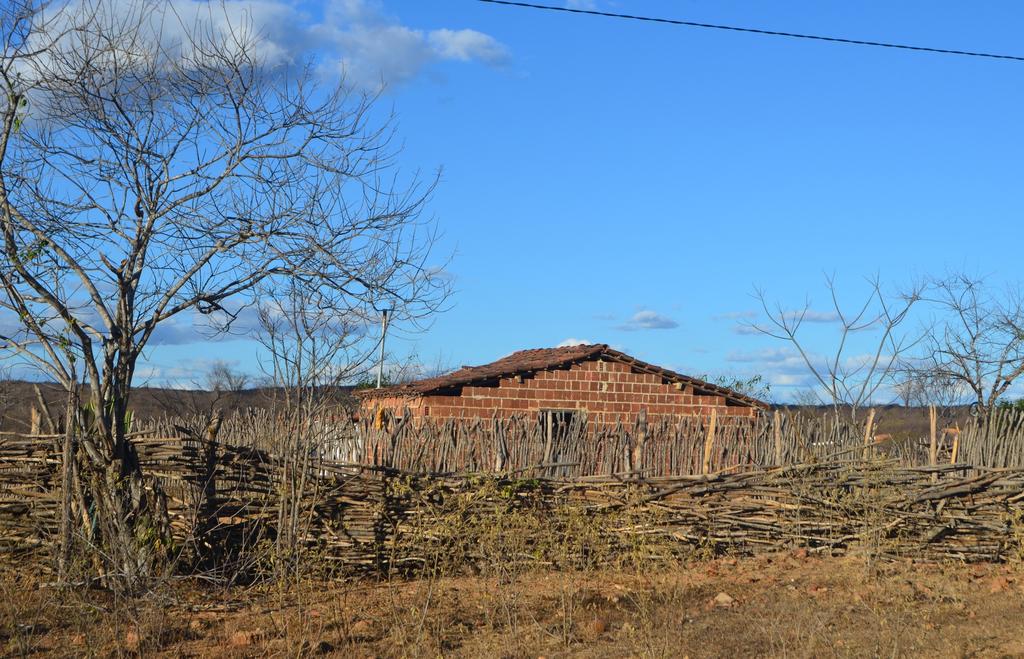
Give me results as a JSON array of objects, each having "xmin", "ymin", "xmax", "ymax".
[
  {"xmin": 700, "ymin": 373, "xmax": 771, "ymax": 402},
  {"xmin": 750, "ymin": 274, "xmax": 923, "ymax": 420},
  {"xmin": 207, "ymin": 361, "xmax": 249, "ymax": 396},
  {"xmin": 0, "ymin": 1, "xmax": 447, "ymax": 587},
  {"xmin": 892, "ymin": 371, "xmax": 963, "ymax": 409},
  {"xmin": 255, "ymin": 281, "xmax": 375, "ymax": 579},
  {"xmin": 908, "ymin": 273, "xmax": 1024, "ymax": 417}
]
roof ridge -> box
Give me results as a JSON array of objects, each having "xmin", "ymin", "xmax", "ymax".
[{"xmin": 357, "ymin": 343, "xmax": 766, "ymax": 409}]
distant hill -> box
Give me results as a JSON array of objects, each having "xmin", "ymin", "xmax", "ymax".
[
  {"xmin": 767, "ymin": 403, "xmax": 975, "ymax": 439},
  {"xmin": 0, "ymin": 380, "xmax": 357, "ymax": 433}
]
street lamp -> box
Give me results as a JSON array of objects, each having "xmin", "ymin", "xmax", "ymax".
[{"xmin": 376, "ymin": 307, "xmax": 391, "ymax": 389}]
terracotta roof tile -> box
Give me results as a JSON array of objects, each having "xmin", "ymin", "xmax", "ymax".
[
  {"xmin": 358, "ymin": 344, "xmax": 768, "ymax": 409},
  {"xmin": 358, "ymin": 344, "xmax": 604, "ymax": 396}
]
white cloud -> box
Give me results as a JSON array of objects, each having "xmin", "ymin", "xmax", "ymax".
[
  {"xmin": 783, "ymin": 309, "xmax": 841, "ymax": 323},
  {"xmin": 328, "ymin": 23, "xmax": 433, "ymax": 86},
  {"xmin": 729, "ymin": 309, "xmax": 837, "ymax": 335},
  {"xmin": 726, "ymin": 348, "xmax": 798, "ymax": 364},
  {"xmin": 719, "ymin": 346, "xmax": 816, "ymax": 395},
  {"xmin": 428, "ymin": 29, "xmax": 508, "ymax": 63},
  {"xmin": 556, "ymin": 337, "xmax": 593, "ymax": 347},
  {"xmin": 565, "ymin": 0, "xmax": 598, "ymax": 9},
  {"xmin": 767, "ymin": 373, "xmax": 818, "ymax": 388},
  {"xmin": 713, "ymin": 310, "xmax": 758, "ymax": 321},
  {"xmin": 147, "ymin": 314, "xmax": 201, "ymax": 346},
  {"xmin": 615, "ymin": 310, "xmax": 679, "ymax": 331},
  {"xmin": 35, "ymin": 0, "xmax": 508, "ymax": 91},
  {"xmin": 732, "ymin": 324, "xmax": 761, "ymax": 336},
  {"xmin": 726, "ymin": 347, "xmax": 815, "ymax": 382},
  {"xmin": 133, "ymin": 358, "xmax": 220, "ymax": 388},
  {"xmin": 722, "ymin": 346, "xmax": 905, "ymax": 404},
  {"xmin": 309, "ymin": 1, "xmax": 509, "ymax": 88}
]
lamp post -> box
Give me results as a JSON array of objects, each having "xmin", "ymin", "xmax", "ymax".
[{"xmin": 376, "ymin": 308, "xmax": 391, "ymax": 388}]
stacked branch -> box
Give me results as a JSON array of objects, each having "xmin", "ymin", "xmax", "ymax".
[{"xmin": 3, "ymin": 413, "xmax": 1024, "ymax": 578}]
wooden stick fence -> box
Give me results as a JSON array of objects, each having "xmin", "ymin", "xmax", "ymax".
[
  {"xmin": 341, "ymin": 409, "xmax": 932, "ymax": 476},
  {"xmin": 2, "ymin": 407, "xmax": 1024, "ymax": 574},
  {"xmin": 22, "ymin": 405, "xmax": 1024, "ymax": 476}
]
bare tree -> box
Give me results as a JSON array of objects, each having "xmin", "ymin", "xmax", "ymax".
[
  {"xmin": 207, "ymin": 360, "xmax": 249, "ymax": 396},
  {"xmin": 0, "ymin": 1, "xmax": 447, "ymax": 587},
  {"xmin": 892, "ymin": 376, "xmax": 928, "ymax": 408},
  {"xmin": 380, "ymin": 348, "xmax": 455, "ymax": 386},
  {"xmin": 892, "ymin": 371, "xmax": 964, "ymax": 409},
  {"xmin": 790, "ymin": 388, "xmax": 823, "ymax": 408},
  {"xmin": 908, "ymin": 273, "xmax": 1024, "ymax": 416},
  {"xmin": 255, "ymin": 280, "xmax": 374, "ymax": 579},
  {"xmin": 750, "ymin": 275, "xmax": 923, "ymax": 420}
]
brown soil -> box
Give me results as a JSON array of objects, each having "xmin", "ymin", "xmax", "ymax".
[{"xmin": 3, "ymin": 552, "xmax": 1024, "ymax": 657}]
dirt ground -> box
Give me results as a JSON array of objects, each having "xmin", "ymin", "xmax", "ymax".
[{"xmin": 3, "ymin": 551, "xmax": 1024, "ymax": 658}]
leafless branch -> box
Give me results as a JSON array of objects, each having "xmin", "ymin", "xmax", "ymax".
[
  {"xmin": 0, "ymin": 0, "xmax": 450, "ymax": 588},
  {"xmin": 748, "ymin": 274, "xmax": 923, "ymax": 418}
]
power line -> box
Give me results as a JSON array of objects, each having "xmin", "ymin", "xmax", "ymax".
[{"xmin": 477, "ymin": 0, "xmax": 1024, "ymax": 63}]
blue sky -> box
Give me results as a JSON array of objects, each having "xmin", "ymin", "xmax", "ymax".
[{"xmin": 133, "ymin": 0, "xmax": 1024, "ymax": 400}]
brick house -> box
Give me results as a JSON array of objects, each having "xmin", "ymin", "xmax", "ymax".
[{"xmin": 357, "ymin": 344, "xmax": 767, "ymax": 430}]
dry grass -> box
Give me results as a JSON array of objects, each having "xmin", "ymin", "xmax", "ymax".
[
  {"xmin": 5, "ymin": 408, "xmax": 1024, "ymax": 657},
  {"xmin": 3, "ymin": 552, "xmax": 1024, "ymax": 657}
]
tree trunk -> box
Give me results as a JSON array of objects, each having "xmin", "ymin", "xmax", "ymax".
[
  {"xmin": 82, "ymin": 449, "xmax": 168, "ymax": 591},
  {"xmin": 75, "ymin": 379, "xmax": 171, "ymax": 592},
  {"xmin": 57, "ymin": 384, "xmax": 77, "ymax": 583}
]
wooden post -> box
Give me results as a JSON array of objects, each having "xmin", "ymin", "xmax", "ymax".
[
  {"xmin": 702, "ymin": 408, "xmax": 718, "ymax": 475},
  {"xmin": 929, "ymin": 405, "xmax": 938, "ymax": 481},
  {"xmin": 772, "ymin": 410, "xmax": 783, "ymax": 466},
  {"xmin": 861, "ymin": 408, "xmax": 876, "ymax": 461},
  {"xmin": 29, "ymin": 406, "xmax": 39, "ymax": 436},
  {"xmin": 542, "ymin": 412, "xmax": 554, "ymax": 476},
  {"xmin": 33, "ymin": 384, "xmax": 56, "ymax": 434},
  {"xmin": 949, "ymin": 426, "xmax": 961, "ymax": 465},
  {"xmin": 494, "ymin": 421, "xmax": 507, "ymax": 472},
  {"xmin": 632, "ymin": 409, "xmax": 647, "ymax": 478}
]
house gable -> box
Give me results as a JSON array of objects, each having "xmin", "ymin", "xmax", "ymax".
[{"xmin": 358, "ymin": 344, "xmax": 766, "ymax": 424}]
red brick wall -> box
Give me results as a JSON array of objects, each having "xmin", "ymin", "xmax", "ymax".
[{"xmin": 361, "ymin": 357, "xmax": 756, "ymax": 426}]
